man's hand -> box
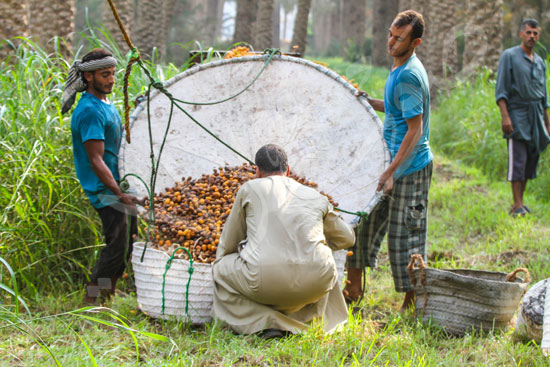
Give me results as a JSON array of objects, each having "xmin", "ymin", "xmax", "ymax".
[
  {"xmin": 377, "ymin": 170, "xmax": 394, "ymax": 193},
  {"xmin": 355, "ymin": 89, "xmax": 369, "ymax": 98},
  {"xmin": 501, "ymin": 115, "xmax": 514, "ymax": 135}
]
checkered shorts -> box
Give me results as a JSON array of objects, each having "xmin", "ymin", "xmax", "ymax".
[{"xmin": 347, "ymin": 161, "xmax": 433, "ymax": 292}]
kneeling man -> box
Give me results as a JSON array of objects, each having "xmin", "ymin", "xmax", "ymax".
[{"xmin": 211, "ymin": 144, "xmax": 355, "ymax": 336}]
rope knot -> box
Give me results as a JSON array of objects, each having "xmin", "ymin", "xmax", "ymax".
[{"xmin": 188, "ymin": 266, "xmax": 194, "ymax": 275}]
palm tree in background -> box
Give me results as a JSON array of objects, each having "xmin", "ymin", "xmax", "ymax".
[
  {"xmin": 290, "ymin": 0, "xmax": 312, "ymax": 55},
  {"xmin": 102, "ymin": 0, "xmax": 134, "ymax": 53},
  {"xmin": 463, "ymin": 0, "xmax": 504, "ymax": 73},
  {"xmin": 233, "ymin": 0, "xmax": 257, "ymax": 46},
  {"xmin": 27, "ymin": 0, "xmax": 75, "ymax": 58},
  {"xmin": 253, "ymin": 0, "xmax": 275, "ymax": 49},
  {"xmin": 0, "ymin": 0, "xmax": 28, "ymax": 59},
  {"xmin": 372, "ymin": 0, "xmax": 398, "ymax": 66}
]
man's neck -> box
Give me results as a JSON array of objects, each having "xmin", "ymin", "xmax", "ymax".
[
  {"xmin": 521, "ymin": 43, "xmax": 535, "ymax": 59},
  {"xmin": 86, "ymin": 88, "xmax": 107, "ymax": 102},
  {"xmin": 392, "ymin": 50, "xmax": 415, "ymax": 70}
]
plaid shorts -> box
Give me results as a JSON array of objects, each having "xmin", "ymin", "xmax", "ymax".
[{"xmin": 347, "ymin": 161, "xmax": 433, "ymax": 292}]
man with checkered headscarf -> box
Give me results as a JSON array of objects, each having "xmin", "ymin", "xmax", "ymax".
[{"xmin": 64, "ymin": 48, "xmax": 139, "ymax": 304}]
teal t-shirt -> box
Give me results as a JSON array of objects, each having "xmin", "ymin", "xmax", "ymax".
[
  {"xmin": 383, "ymin": 54, "xmax": 433, "ymax": 179},
  {"xmin": 71, "ymin": 92, "xmax": 122, "ymax": 208}
]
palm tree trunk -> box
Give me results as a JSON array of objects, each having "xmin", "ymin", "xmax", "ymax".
[
  {"xmin": 27, "ymin": 0, "xmax": 75, "ymax": 58},
  {"xmin": 341, "ymin": 0, "xmax": 366, "ymax": 60},
  {"xmin": 463, "ymin": 0, "xmax": 503, "ymax": 73},
  {"xmin": 233, "ymin": 0, "xmax": 256, "ymax": 45},
  {"xmin": 134, "ymin": 0, "xmax": 172, "ymax": 61},
  {"xmin": 102, "ymin": 0, "xmax": 134, "ymax": 53},
  {"xmin": 0, "ymin": 0, "xmax": 28, "ymax": 58},
  {"xmin": 372, "ymin": 0, "xmax": 398, "ymax": 67},
  {"xmin": 290, "ymin": 0, "xmax": 313, "ymax": 55},
  {"xmin": 254, "ymin": 0, "xmax": 275, "ymax": 50}
]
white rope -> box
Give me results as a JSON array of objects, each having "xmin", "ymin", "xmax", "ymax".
[{"xmin": 61, "ymin": 56, "xmax": 118, "ymax": 114}]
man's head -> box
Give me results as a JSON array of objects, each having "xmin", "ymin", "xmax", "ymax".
[
  {"xmin": 519, "ymin": 19, "xmax": 540, "ymax": 51},
  {"xmin": 254, "ymin": 144, "xmax": 289, "ymax": 178},
  {"xmin": 388, "ymin": 10, "xmax": 424, "ymax": 58},
  {"xmin": 81, "ymin": 48, "xmax": 116, "ymax": 95}
]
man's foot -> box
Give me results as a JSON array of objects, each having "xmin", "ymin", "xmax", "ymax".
[
  {"xmin": 509, "ymin": 206, "xmax": 528, "ymax": 217},
  {"xmin": 523, "ymin": 205, "xmax": 531, "ymax": 213},
  {"xmin": 399, "ymin": 290, "xmax": 416, "ymax": 313},
  {"xmin": 257, "ymin": 328, "xmax": 289, "ymax": 340}
]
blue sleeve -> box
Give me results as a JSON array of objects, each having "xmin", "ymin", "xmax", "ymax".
[
  {"xmin": 495, "ymin": 51, "xmax": 512, "ymax": 104},
  {"xmin": 396, "ymin": 70, "xmax": 423, "ymax": 120},
  {"xmin": 76, "ymin": 106, "xmax": 105, "ymax": 143}
]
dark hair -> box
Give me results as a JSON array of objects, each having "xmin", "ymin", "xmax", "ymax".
[
  {"xmin": 521, "ymin": 18, "xmax": 539, "ymax": 30},
  {"xmin": 393, "ymin": 10, "xmax": 425, "ymax": 40},
  {"xmin": 80, "ymin": 48, "xmax": 113, "ymax": 83},
  {"xmin": 255, "ymin": 144, "xmax": 288, "ymax": 174}
]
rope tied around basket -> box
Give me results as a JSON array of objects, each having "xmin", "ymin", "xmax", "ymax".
[
  {"xmin": 506, "ymin": 267, "xmax": 531, "ymax": 284},
  {"xmin": 407, "ymin": 254, "xmax": 429, "ymax": 312},
  {"xmin": 161, "ymin": 245, "xmax": 196, "ymax": 317}
]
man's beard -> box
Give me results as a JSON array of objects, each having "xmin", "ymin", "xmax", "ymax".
[
  {"xmin": 392, "ymin": 40, "xmax": 414, "ymax": 58},
  {"xmin": 92, "ymin": 77, "xmax": 113, "ymax": 95}
]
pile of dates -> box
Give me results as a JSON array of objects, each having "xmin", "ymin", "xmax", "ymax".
[{"xmin": 143, "ymin": 163, "xmax": 337, "ymax": 263}]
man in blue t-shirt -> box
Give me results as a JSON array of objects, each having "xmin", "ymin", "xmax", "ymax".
[
  {"xmin": 63, "ymin": 48, "xmax": 139, "ymax": 304},
  {"xmin": 345, "ymin": 10, "xmax": 433, "ymax": 311}
]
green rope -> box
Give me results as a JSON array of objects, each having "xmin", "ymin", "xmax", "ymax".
[
  {"xmin": 172, "ymin": 48, "xmax": 281, "ymax": 107},
  {"xmin": 161, "ymin": 246, "xmax": 194, "ymax": 316},
  {"xmin": 334, "ymin": 208, "xmax": 368, "ymax": 218}
]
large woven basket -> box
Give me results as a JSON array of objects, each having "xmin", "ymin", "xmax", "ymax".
[
  {"xmin": 132, "ymin": 242, "xmax": 348, "ymax": 324},
  {"xmin": 408, "ymin": 255, "xmax": 530, "ymax": 335},
  {"xmin": 132, "ymin": 242, "xmax": 213, "ymax": 324}
]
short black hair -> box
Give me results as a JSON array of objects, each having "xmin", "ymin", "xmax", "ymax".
[
  {"xmin": 255, "ymin": 144, "xmax": 288, "ymax": 174},
  {"xmin": 393, "ymin": 10, "xmax": 425, "ymax": 40},
  {"xmin": 80, "ymin": 48, "xmax": 113, "ymax": 83},
  {"xmin": 521, "ymin": 18, "xmax": 540, "ymax": 30}
]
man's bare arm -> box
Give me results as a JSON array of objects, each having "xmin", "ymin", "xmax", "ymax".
[{"xmin": 367, "ymin": 97, "xmax": 385, "ymax": 112}]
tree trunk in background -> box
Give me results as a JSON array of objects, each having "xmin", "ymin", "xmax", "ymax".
[
  {"xmin": 463, "ymin": 0, "xmax": 504, "ymax": 73},
  {"xmin": 27, "ymin": 0, "xmax": 75, "ymax": 58},
  {"xmin": 312, "ymin": 0, "xmax": 340, "ymax": 56},
  {"xmin": 372, "ymin": 0, "xmax": 398, "ymax": 67},
  {"xmin": 204, "ymin": 0, "xmax": 225, "ymax": 45},
  {"xmin": 254, "ymin": 0, "xmax": 274, "ymax": 49},
  {"xmin": 428, "ymin": 0, "xmax": 458, "ymax": 78},
  {"xmin": 341, "ymin": 0, "xmax": 366, "ymax": 61},
  {"xmin": 134, "ymin": 0, "xmax": 172, "ymax": 61},
  {"xmin": 233, "ymin": 0, "xmax": 256, "ymax": 45},
  {"xmin": 0, "ymin": 0, "xmax": 28, "ymax": 59},
  {"xmin": 273, "ymin": 0, "xmax": 280, "ymax": 48},
  {"xmin": 291, "ymin": 0, "xmax": 312, "ymax": 55},
  {"xmin": 102, "ymin": 0, "xmax": 133, "ymax": 53}
]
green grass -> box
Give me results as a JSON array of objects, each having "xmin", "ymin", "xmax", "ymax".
[{"xmin": 2, "ymin": 41, "xmax": 550, "ymax": 365}]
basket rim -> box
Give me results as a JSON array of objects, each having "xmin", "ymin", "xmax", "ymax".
[
  {"xmin": 412, "ymin": 267, "xmax": 527, "ymax": 285},
  {"xmin": 132, "ymin": 241, "xmax": 212, "ymax": 267}
]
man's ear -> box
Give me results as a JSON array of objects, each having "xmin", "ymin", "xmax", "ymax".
[
  {"xmin": 413, "ymin": 38, "xmax": 422, "ymax": 48},
  {"xmin": 83, "ymin": 70, "xmax": 93, "ymax": 83},
  {"xmin": 285, "ymin": 166, "xmax": 290, "ymax": 177},
  {"xmin": 255, "ymin": 166, "xmax": 261, "ymax": 178}
]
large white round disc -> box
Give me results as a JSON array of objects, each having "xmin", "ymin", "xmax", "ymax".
[{"xmin": 120, "ymin": 55, "xmax": 389, "ymax": 223}]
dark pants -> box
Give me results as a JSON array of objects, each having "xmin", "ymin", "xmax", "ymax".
[{"xmin": 90, "ymin": 204, "xmax": 137, "ymax": 284}]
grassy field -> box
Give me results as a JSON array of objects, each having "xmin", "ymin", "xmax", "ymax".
[{"xmin": 1, "ymin": 46, "xmax": 550, "ymax": 365}]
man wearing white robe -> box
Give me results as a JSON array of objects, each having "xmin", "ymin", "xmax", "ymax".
[{"xmin": 211, "ymin": 144, "xmax": 355, "ymax": 336}]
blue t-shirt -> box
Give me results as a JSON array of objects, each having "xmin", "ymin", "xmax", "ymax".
[
  {"xmin": 71, "ymin": 93, "xmax": 122, "ymax": 208},
  {"xmin": 383, "ymin": 54, "xmax": 433, "ymax": 179}
]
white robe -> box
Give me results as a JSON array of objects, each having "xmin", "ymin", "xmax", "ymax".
[{"xmin": 211, "ymin": 175, "xmax": 355, "ymax": 334}]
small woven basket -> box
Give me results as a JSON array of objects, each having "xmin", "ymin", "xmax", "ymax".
[
  {"xmin": 408, "ymin": 254, "xmax": 530, "ymax": 335},
  {"xmin": 132, "ymin": 242, "xmax": 347, "ymax": 324}
]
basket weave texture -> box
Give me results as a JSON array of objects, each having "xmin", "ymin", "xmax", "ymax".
[
  {"xmin": 132, "ymin": 242, "xmax": 348, "ymax": 324},
  {"xmin": 409, "ymin": 255, "xmax": 530, "ymax": 335}
]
